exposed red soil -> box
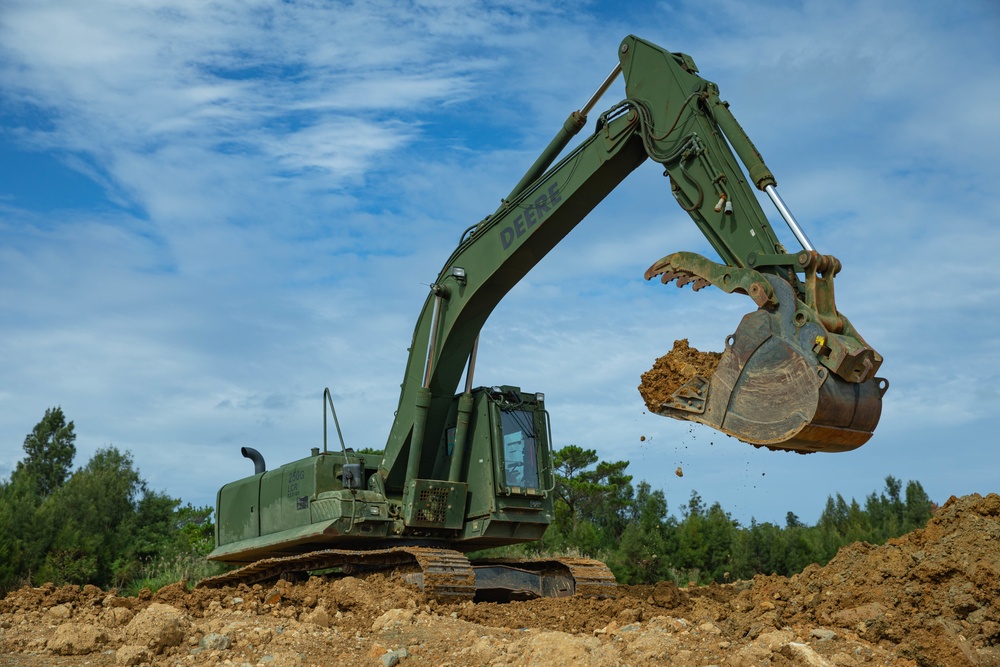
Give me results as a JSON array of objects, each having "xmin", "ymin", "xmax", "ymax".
[
  {"xmin": 638, "ymin": 338, "xmax": 721, "ymax": 412},
  {"xmin": 2, "ymin": 493, "xmax": 997, "ymax": 666}
]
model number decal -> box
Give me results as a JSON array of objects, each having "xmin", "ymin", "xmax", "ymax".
[
  {"xmin": 500, "ymin": 183, "xmax": 562, "ymax": 251},
  {"xmin": 287, "ymin": 469, "xmax": 305, "ymax": 498}
]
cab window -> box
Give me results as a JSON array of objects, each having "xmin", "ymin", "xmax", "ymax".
[{"xmin": 500, "ymin": 409, "xmax": 539, "ymax": 488}]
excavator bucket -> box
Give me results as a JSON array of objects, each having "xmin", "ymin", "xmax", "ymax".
[{"xmin": 645, "ymin": 253, "xmax": 887, "ymax": 453}]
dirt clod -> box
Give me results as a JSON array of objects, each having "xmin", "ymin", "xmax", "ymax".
[
  {"xmin": 638, "ymin": 338, "xmax": 721, "ymax": 412},
  {"xmin": 2, "ymin": 493, "xmax": 998, "ymax": 666}
]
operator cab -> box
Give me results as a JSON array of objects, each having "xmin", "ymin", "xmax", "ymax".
[{"xmin": 440, "ymin": 386, "xmax": 555, "ymax": 549}]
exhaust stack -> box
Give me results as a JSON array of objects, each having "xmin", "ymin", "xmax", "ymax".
[{"xmin": 241, "ymin": 446, "xmax": 266, "ymax": 474}]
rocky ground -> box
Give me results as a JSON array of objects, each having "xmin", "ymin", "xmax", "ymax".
[{"xmin": 1, "ymin": 493, "xmax": 997, "ymax": 667}]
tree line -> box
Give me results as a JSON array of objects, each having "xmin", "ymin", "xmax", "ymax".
[
  {"xmin": 514, "ymin": 444, "xmax": 935, "ymax": 585},
  {"xmin": 1, "ymin": 409, "xmax": 935, "ymax": 593},
  {"xmin": 0, "ymin": 408, "xmax": 216, "ymax": 594}
]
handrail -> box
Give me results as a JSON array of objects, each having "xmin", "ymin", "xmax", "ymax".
[
  {"xmin": 323, "ymin": 387, "xmax": 349, "ymax": 462},
  {"xmin": 542, "ymin": 409, "xmax": 557, "ymax": 495}
]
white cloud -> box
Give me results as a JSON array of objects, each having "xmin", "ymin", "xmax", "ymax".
[{"xmin": 1, "ymin": 0, "xmax": 998, "ymax": 525}]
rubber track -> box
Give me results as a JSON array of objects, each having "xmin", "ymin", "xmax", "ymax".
[
  {"xmin": 197, "ymin": 549, "xmax": 616, "ymax": 600},
  {"xmin": 553, "ymin": 557, "xmax": 618, "ymax": 598},
  {"xmin": 473, "ymin": 556, "xmax": 618, "ymax": 599},
  {"xmin": 196, "ymin": 546, "xmax": 476, "ymax": 600}
]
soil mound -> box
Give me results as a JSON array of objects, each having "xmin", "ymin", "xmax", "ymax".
[
  {"xmin": 638, "ymin": 338, "xmax": 721, "ymax": 412},
  {"xmin": 1, "ymin": 493, "xmax": 997, "ymax": 666},
  {"xmin": 723, "ymin": 492, "xmax": 1000, "ymax": 666}
]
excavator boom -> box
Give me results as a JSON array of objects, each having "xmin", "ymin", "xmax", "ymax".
[{"xmin": 381, "ymin": 35, "xmax": 885, "ymax": 483}]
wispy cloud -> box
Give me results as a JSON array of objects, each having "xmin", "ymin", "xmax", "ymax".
[{"xmin": 1, "ymin": 0, "xmax": 998, "ymax": 523}]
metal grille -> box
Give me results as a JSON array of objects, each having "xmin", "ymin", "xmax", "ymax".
[{"xmin": 418, "ymin": 487, "xmax": 450, "ymax": 524}]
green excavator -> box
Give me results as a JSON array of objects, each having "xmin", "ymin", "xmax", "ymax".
[{"xmin": 199, "ymin": 36, "xmax": 887, "ymax": 600}]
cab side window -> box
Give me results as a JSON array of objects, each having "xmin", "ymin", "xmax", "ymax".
[{"xmin": 500, "ymin": 409, "xmax": 539, "ymax": 488}]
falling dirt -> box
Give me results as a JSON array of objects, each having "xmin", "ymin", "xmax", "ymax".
[
  {"xmin": 638, "ymin": 339, "xmax": 721, "ymax": 413},
  {"xmin": 2, "ymin": 493, "xmax": 998, "ymax": 666}
]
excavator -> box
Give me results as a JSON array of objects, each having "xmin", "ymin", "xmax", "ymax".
[{"xmin": 199, "ymin": 36, "xmax": 887, "ymax": 600}]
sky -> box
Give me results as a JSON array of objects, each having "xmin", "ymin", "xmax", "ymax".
[{"xmin": 1, "ymin": 0, "xmax": 998, "ymax": 527}]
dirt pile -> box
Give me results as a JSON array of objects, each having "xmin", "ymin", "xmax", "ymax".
[
  {"xmin": 721, "ymin": 492, "xmax": 1000, "ymax": 666},
  {"xmin": 1, "ymin": 493, "xmax": 997, "ymax": 666},
  {"xmin": 638, "ymin": 338, "xmax": 721, "ymax": 412}
]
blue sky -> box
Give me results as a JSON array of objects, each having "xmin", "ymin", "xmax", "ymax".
[{"xmin": 2, "ymin": 0, "xmax": 998, "ymax": 526}]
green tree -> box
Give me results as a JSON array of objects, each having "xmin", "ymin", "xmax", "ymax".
[
  {"xmin": 1, "ymin": 409, "xmax": 222, "ymax": 593},
  {"xmin": 0, "ymin": 472, "xmax": 43, "ymax": 590},
  {"xmin": 13, "ymin": 407, "xmax": 76, "ymax": 497},
  {"xmin": 552, "ymin": 445, "xmax": 600, "ymax": 533},
  {"xmin": 549, "ymin": 445, "xmax": 632, "ymax": 554},
  {"xmin": 35, "ymin": 447, "xmax": 146, "ymax": 585},
  {"xmin": 784, "ymin": 520, "xmax": 824, "ymax": 573},
  {"xmin": 608, "ymin": 481, "xmax": 677, "ymax": 584},
  {"xmin": 903, "ymin": 480, "xmax": 933, "ymax": 530},
  {"xmin": 674, "ymin": 490, "xmax": 708, "ymax": 578},
  {"xmin": 588, "ymin": 459, "xmax": 633, "ymax": 541},
  {"xmin": 701, "ymin": 502, "xmax": 739, "ymax": 582},
  {"xmin": 172, "ymin": 503, "xmax": 215, "ymax": 555},
  {"xmin": 735, "ymin": 519, "xmax": 785, "ymax": 578}
]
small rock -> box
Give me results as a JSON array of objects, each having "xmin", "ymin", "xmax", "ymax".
[
  {"xmin": 755, "ymin": 630, "xmax": 797, "ymax": 649},
  {"xmin": 697, "ymin": 621, "xmax": 722, "ymax": 635},
  {"xmin": 650, "ymin": 580, "xmax": 683, "ymax": 608},
  {"xmin": 380, "ymin": 647, "xmax": 411, "ymax": 666},
  {"xmin": 829, "ymin": 603, "xmax": 885, "ymax": 626},
  {"xmin": 302, "ymin": 605, "xmax": 331, "ymax": 628},
  {"xmin": 47, "ymin": 623, "xmax": 108, "ymax": 655},
  {"xmin": 780, "ymin": 641, "xmax": 835, "ymax": 667},
  {"xmin": 519, "ymin": 631, "xmax": 619, "ymax": 666},
  {"xmin": 103, "ymin": 607, "xmax": 134, "ymax": 628},
  {"xmin": 199, "ymin": 632, "xmax": 232, "ymax": 650},
  {"xmin": 121, "ymin": 603, "xmax": 191, "ymax": 654},
  {"xmin": 372, "ymin": 609, "xmax": 415, "ymax": 632},
  {"xmin": 47, "ymin": 603, "xmax": 72, "ymax": 620},
  {"xmin": 115, "ymin": 644, "xmax": 150, "ymax": 666},
  {"xmin": 595, "ymin": 620, "xmax": 619, "ymax": 635}
]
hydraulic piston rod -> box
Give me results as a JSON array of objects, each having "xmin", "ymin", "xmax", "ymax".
[
  {"xmin": 765, "ymin": 184, "xmax": 815, "ymax": 252},
  {"xmin": 581, "ymin": 63, "xmax": 623, "ymax": 117},
  {"xmin": 507, "ymin": 63, "xmax": 623, "ymax": 201}
]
